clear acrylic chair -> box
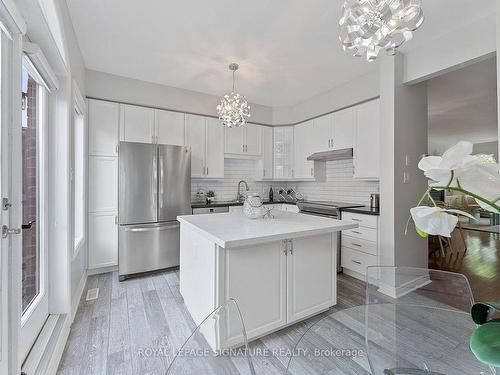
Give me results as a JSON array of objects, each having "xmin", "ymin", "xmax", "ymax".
[
  {"xmin": 365, "ymin": 266, "xmax": 494, "ymax": 375},
  {"xmin": 165, "ymin": 299, "xmax": 256, "ymax": 375}
]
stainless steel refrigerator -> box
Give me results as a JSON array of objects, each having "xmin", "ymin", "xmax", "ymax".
[{"xmin": 118, "ymin": 142, "xmax": 191, "ymax": 280}]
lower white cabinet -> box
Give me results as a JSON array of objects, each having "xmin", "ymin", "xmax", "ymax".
[
  {"xmin": 224, "ymin": 234, "xmax": 335, "ymax": 339},
  {"xmin": 341, "ymin": 212, "xmax": 379, "ymax": 279},
  {"xmin": 287, "ymin": 234, "xmax": 334, "ymax": 323},
  {"xmin": 89, "ymin": 212, "xmax": 118, "ymax": 269}
]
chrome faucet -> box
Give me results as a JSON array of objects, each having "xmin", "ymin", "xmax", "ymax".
[{"xmin": 237, "ymin": 180, "xmax": 250, "ymax": 202}]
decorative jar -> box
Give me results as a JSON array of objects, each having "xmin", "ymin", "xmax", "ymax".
[{"xmin": 243, "ymin": 194, "xmax": 263, "ymax": 219}]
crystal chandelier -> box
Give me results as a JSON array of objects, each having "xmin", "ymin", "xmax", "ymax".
[
  {"xmin": 339, "ymin": 0, "xmax": 424, "ymax": 62},
  {"xmin": 217, "ymin": 63, "xmax": 251, "ymax": 128}
]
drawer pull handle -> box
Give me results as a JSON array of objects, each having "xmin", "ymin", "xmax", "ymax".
[
  {"xmin": 352, "ymin": 243, "xmax": 362, "ymax": 247},
  {"xmin": 351, "ymin": 218, "xmax": 362, "ymax": 222},
  {"xmin": 351, "ymin": 260, "xmax": 362, "ymax": 265},
  {"xmin": 352, "ymin": 230, "xmax": 362, "ymax": 234}
]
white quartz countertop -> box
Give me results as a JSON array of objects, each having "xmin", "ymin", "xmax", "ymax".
[{"xmin": 177, "ymin": 211, "xmax": 358, "ymax": 248}]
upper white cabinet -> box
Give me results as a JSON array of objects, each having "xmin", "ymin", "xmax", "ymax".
[
  {"xmin": 294, "ymin": 121, "xmax": 315, "ymax": 179},
  {"xmin": 186, "ymin": 114, "xmax": 224, "ymax": 179},
  {"xmin": 205, "ymin": 118, "xmax": 225, "ymax": 179},
  {"xmin": 88, "ymin": 99, "xmax": 119, "ymax": 156},
  {"xmin": 333, "ymin": 107, "xmax": 354, "ymax": 150},
  {"xmin": 273, "ymin": 127, "xmax": 294, "ymax": 179},
  {"xmin": 310, "ymin": 108, "xmax": 354, "ymax": 152},
  {"xmin": 156, "ymin": 109, "xmax": 185, "ymax": 145},
  {"xmin": 225, "ymin": 124, "xmax": 262, "ymax": 157},
  {"xmin": 354, "ymin": 99, "xmax": 380, "ymax": 180},
  {"xmin": 312, "ymin": 113, "xmax": 333, "ymax": 152},
  {"xmin": 120, "ymin": 104, "xmax": 155, "ymax": 143},
  {"xmin": 259, "ymin": 126, "xmax": 274, "ymax": 180}
]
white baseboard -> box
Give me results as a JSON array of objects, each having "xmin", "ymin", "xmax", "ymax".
[
  {"xmin": 87, "ymin": 264, "xmax": 118, "ymax": 276},
  {"xmin": 44, "ymin": 270, "xmax": 88, "ymax": 374}
]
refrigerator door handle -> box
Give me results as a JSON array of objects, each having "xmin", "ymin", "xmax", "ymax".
[
  {"xmin": 123, "ymin": 223, "xmax": 180, "ymax": 232},
  {"xmin": 159, "ymin": 156, "xmax": 164, "ymax": 208},
  {"xmin": 152, "ymin": 151, "xmax": 158, "ymax": 212}
]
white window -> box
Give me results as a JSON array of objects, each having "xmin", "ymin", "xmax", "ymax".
[{"xmin": 73, "ymin": 106, "xmax": 85, "ymax": 251}]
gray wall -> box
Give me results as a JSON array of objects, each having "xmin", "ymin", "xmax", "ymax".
[
  {"xmin": 86, "ymin": 69, "xmax": 274, "ymax": 125},
  {"xmin": 272, "ymin": 71, "xmax": 379, "ymax": 125}
]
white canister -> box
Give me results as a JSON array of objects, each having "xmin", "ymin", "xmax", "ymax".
[{"xmin": 243, "ymin": 193, "xmax": 264, "ymax": 219}]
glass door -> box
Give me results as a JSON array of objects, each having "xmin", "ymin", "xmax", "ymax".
[{"xmin": 19, "ymin": 58, "xmax": 48, "ymax": 361}]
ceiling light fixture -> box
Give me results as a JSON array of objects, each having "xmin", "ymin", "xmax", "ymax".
[
  {"xmin": 339, "ymin": 0, "xmax": 424, "ymax": 62},
  {"xmin": 217, "ymin": 63, "xmax": 251, "ymax": 128}
]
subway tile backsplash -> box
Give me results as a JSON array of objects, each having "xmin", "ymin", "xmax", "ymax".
[{"xmin": 191, "ymin": 158, "xmax": 379, "ymax": 205}]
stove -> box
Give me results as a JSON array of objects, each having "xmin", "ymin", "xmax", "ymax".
[
  {"xmin": 297, "ymin": 200, "xmax": 364, "ymax": 218},
  {"xmin": 296, "ymin": 200, "xmax": 364, "ymax": 274}
]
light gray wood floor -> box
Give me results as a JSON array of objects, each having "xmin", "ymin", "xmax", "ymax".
[{"xmin": 57, "ymin": 270, "xmax": 365, "ymax": 375}]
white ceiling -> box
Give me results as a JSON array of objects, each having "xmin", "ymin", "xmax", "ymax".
[
  {"xmin": 428, "ymin": 57, "xmax": 498, "ymax": 146},
  {"xmin": 66, "ymin": 0, "xmax": 495, "ymax": 107}
]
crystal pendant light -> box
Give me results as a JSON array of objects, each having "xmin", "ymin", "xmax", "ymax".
[
  {"xmin": 339, "ymin": 0, "xmax": 424, "ymax": 62},
  {"xmin": 217, "ymin": 63, "xmax": 251, "ymax": 128}
]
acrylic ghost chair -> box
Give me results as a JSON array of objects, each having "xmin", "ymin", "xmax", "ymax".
[
  {"xmin": 365, "ymin": 266, "xmax": 493, "ymax": 375},
  {"xmin": 165, "ymin": 298, "xmax": 256, "ymax": 375}
]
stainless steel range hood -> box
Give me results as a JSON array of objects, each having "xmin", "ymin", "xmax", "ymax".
[{"xmin": 307, "ymin": 148, "xmax": 353, "ymax": 162}]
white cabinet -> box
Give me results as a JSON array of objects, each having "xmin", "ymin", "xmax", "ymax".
[
  {"xmin": 225, "ymin": 241, "xmax": 287, "ymax": 338},
  {"xmin": 341, "ymin": 212, "xmax": 379, "ymax": 280},
  {"xmin": 354, "ymin": 99, "xmax": 380, "ymax": 180},
  {"xmin": 224, "ymin": 126, "xmax": 245, "ymax": 154},
  {"xmin": 224, "ymin": 233, "xmax": 335, "ymax": 339},
  {"xmin": 333, "ymin": 107, "xmax": 354, "ymax": 149},
  {"xmin": 186, "ymin": 114, "xmax": 224, "ymax": 179},
  {"xmin": 259, "ymin": 126, "xmax": 274, "ymax": 180},
  {"xmin": 287, "ymin": 234, "xmax": 335, "ymax": 323},
  {"xmin": 225, "ymin": 124, "xmax": 262, "ymax": 157},
  {"xmin": 312, "ymin": 113, "xmax": 333, "ymax": 152},
  {"xmin": 205, "ymin": 118, "xmax": 225, "ymax": 179},
  {"xmin": 185, "ymin": 114, "xmax": 206, "ymax": 178},
  {"xmin": 273, "ymin": 127, "xmax": 294, "ymax": 179},
  {"xmin": 89, "ymin": 156, "xmax": 117, "ymax": 213},
  {"xmin": 311, "ymin": 108, "xmax": 354, "ymax": 152},
  {"xmin": 89, "ymin": 212, "xmax": 118, "ymax": 269},
  {"xmin": 88, "ymin": 99, "xmax": 119, "ymax": 156},
  {"xmin": 156, "ymin": 109, "xmax": 185, "ymax": 145},
  {"xmin": 120, "ymin": 104, "xmax": 155, "ymax": 143},
  {"xmin": 294, "ymin": 121, "xmax": 315, "ymax": 179}
]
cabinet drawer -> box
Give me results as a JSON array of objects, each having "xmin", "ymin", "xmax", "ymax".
[
  {"xmin": 341, "ymin": 247, "xmax": 377, "ymax": 276},
  {"xmin": 343, "ymin": 226, "xmax": 377, "ymax": 242},
  {"xmin": 341, "ymin": 235, "xmax": 377, "ymax": 256},
  {"xmin": 342, "ymin": 212, "xmax": 378, "ymax": 229}
]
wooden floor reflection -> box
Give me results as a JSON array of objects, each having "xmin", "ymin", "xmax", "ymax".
[{"xmin": 429, "ymin": 230, "xmax": 500, "ymax": 301}]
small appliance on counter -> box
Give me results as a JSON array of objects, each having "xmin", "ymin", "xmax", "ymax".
[{"xmin": 370, "ymin": 193, "xmax": 380, "ymax": 209}]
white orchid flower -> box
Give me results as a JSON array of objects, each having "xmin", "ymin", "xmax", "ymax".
[
  {"xmin": 410, "ymin": 206, "xmax": 475, "ymax": 238},
  {"xmin": 418, "ymin": 141, "xmax": 500, "ymax": 213}
]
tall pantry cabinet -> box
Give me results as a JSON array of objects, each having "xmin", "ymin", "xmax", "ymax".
[{"xmin": 88, "ymin": 99, "xmax": 119, "ymax": 270}]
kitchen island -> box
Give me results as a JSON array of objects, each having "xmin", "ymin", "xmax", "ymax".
[{"xmin": 177, "ymin": 210, "xmax": 358, "ymax": 343}]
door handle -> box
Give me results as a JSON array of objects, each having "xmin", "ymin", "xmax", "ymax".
[
  {"xmin": 351, "ymin": 260, "xmax": 362, "ymax": 265},
  {"xmin": 2, "ymin": 225, "xmax": 21, "ymax": 239},
  {"xmin": 22, "ymin": 220, "xmax": 35, "ymax": 230}
]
